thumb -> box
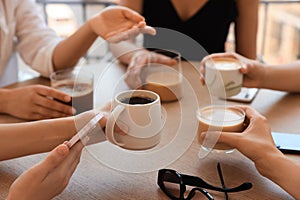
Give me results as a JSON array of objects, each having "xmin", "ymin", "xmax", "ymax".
[{"xmin": 38, "ymin": 144, "xmax": 70, "ymax": 174}]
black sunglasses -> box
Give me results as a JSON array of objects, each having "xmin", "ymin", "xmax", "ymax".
[{"xmin": 157, "ymin": 163, "xmax": 252, "ymax": 200}]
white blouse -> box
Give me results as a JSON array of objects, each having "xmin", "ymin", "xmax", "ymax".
[{"xmin": 0, "ymin": 0, "xmax": 61, "ymax": 86}]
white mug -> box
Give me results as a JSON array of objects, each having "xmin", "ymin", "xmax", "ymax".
[
  {"xmin": 205, "ymin": 57, "xmax": 243, "ymax": 98},
  {"xmin": 106, "ymin": 90, "xmax": 163, "ymax": 150}
]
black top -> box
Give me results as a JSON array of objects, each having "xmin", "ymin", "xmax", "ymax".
[{"xmin": 142, "ymin": 0, "xmax": 238, "ymax": 60}]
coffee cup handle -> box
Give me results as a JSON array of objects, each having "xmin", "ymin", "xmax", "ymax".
[{"xmin": 105, "ymin": 105, "xmax": 126, "ymax": 146}]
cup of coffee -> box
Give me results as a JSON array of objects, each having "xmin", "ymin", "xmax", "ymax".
[
  {"xmin": 50, "ymin": 68, "xmax": 94, "ymax": 114},
  {"xmin": 105, "ymin": 90, "xmax": 164, "ymax": 150},
  {"xmin": 196, "ymin": 105, "xmax": 245, "ymax": 152},
  {"xmin": 142, "ymin": 49, "xmax": 183, "ymax": 102},
  {"xmin": 205, "ymin": 57, "xmax": 243, "ymax": 98}
]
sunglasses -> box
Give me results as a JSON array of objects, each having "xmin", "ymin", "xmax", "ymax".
[{"xmin": 157, "ymin": 163, "xmax": 252, "ymax": 200}]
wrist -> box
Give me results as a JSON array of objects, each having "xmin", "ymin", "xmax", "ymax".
[{"xmin": 254, "ymin": 148, "xmax": 286, "ymax": 180}]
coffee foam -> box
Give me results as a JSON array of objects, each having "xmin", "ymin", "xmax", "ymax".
[
  {"xmin": 210, "ymin": 57, "xmax": 242, "ymax": 70},
  {"xmin": 198, "ymin": 107, "xmax": 244, "ymax": 127}
]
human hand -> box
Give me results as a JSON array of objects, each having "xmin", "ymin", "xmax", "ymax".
[
  {"xmin": 124, "ymin": 50, "xmax": 177, "ymax": 88},
  {"xmin": 7, "ymin": 142, "xmax": 84, "ymax": 200},
  {"xmin": 89, "ymin": 6, "xmax": 156, "ymax": 43},
  {"xmin": 3, "ymin": 85, "xmax": 74, "ymax": 120},
  {"xmin": 200, "ymin": 53, "xmax": 266, "ymax": 88},
  {"xmin": 200, "ymin": 106, "xmax": 279, "ymax": 165}
]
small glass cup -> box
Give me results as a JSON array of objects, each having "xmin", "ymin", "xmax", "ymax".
[
  {"xmin": 196, "ymin": 105, "xmax": 245, "ymax": 153},
  {"xmin": 50, "ymin": 68, "xmax": 94, "ymax": 114},
  {"xmin": 142, "ymin": 49, "xmax": 183, "ymax": 102}
]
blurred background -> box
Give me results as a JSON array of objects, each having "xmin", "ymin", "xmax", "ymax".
[{"xmin": 18, "ymin": 0, "xmax": 300, "ymax": 80}]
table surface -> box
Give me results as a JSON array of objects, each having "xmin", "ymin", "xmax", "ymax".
[{"xmin": 0, "ymin": 60, "xmax": 299, "ymax": 200}]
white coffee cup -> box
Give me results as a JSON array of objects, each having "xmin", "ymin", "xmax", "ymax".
[
  {"xmin": 205, "ymin": 57, "xmax": 243, "ymax": 98},
  {"xmin": 105, "ymin": 90, "xmax": 164, "ymax": 150}
]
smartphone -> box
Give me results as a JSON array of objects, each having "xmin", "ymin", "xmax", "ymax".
[
  {"xmin": 68, "ymin": 112, "xmax": 105, "ymax": 148},
  {"xmin": 272, "ymin": 132, "xmax": 300, "ymax": 154},
  {"xmin": 225, "ymin": 88, "xmax": 259, "ymax": 103}
]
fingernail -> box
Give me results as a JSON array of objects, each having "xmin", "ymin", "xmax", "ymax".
[
  {"xmin": 64, "ymin": 96, "xmax": 71, "ymax": 102},
  {"xmin": 71, "ymin": 108, "xmax": 76, "ymax": 115},
  {"xmin": 57, "ymin": 145, "xmax": 68, "ymax": 156}
]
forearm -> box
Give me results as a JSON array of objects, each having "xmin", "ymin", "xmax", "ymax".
[
  {"xmin": 262, "ymin": 61, "xmax": 300, "ymax": 92},
  {"xmin": 255, "ymin": 150, "xmax": 300, "ymax": 199},
  {"xmin": 0, "ymin": 117, "xmax": 75, "ymax": 161},
  {"xmin": 0, "ymin": 89, "xmax": 9, "ymax": 114},
  {"xmin": 52, "ymin": 22, "xmax": 98, "ymax": 70},
  {"xmin": 109, "ymin": 40, "xmax": 144, "ymax": 65},
  {"xmin": 0, "ymin": 110, "xmax": 96, "ymax": 161}
]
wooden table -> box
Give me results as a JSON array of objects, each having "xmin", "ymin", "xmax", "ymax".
[{"xmin": 0, "ymin": 60, "xmax": 299, "ymax": 200}]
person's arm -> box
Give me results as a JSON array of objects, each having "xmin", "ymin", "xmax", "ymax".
[
  {"xmin": 235, "ymin": 0, "xmax": 259, "ymax": 59},
  {"xmin": 0, "ymin": 109, "xmax": 106, "ymax": 161},
  {"xmin": 109, "ymin": 0, "xmax": 145, "ymax": 65},
  {"xmin": 53, "ymin": 5, "xmax": 151, "ymax": 71},
  {"xmin": 7, "ymin": 142, "xmax": 84, "ymax": 200},
  {"xmin": 201, "ymin": 106, "xmax": 300, "ymax": 199}
]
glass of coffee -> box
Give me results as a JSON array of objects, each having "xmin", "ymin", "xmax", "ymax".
[
  {"xmin": 196, "ymin": 105, "xmax": 245, "ymax": 153},
  {"xmin": 142, "ymin": 49, "xmax": 183, "ymax": 102},
  {"xmin": 50, "ymin": 68, "xmax": 94, "ymax": 114}
]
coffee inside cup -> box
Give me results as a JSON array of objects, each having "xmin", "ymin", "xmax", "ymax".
[
  {"xmin": 144, "ymin": 71, "xmax": 182, "ymax": 102},
  {"xmin": 210, "ymin": 57, "xmax": 242, "ymax": 70},
  {"xmin": 197, "ymin": 106, "xmax": 245, "ymax": 150},
  {"xmin": 120, "ymin": 96, "xmax": 155, "ymax": 105}
]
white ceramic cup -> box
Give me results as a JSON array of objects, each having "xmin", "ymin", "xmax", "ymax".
[
  {"xmin": 105, "ymin": 90, "xmax": 164, "ymax": 150},
  {"xmin": 205, "ymin": 57, "xmax": 243, "ymax": 98}
]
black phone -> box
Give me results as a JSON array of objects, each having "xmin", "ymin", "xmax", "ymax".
[{"xmin": 272, "ymin": 132, "xmax": 300, "ymax": 154}]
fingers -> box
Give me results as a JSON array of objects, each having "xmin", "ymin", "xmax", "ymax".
[
  {"xmin": 37, "ymin": 144, "xmax": 70, "ymax": 175},
  {"xmin": 121, "ymin": 6, "xmax": 145, "ymax": 23},
  {"xmin": 60, "ymin": 141, "xmax": 84, "ymax": 179},
  {"xmin": 34, "ymin": 94, "xmax": 74, "ymax": 116},
  {"xmin": 35, "ymin": 85, "xmax": 71, "ymax": 103},
  {"xmin": 202, "ymin": 131, "xmax": 240, "ymax": 149},
  {"xmin": 140, "ymin": 26, "xmax": 157, "ymax": 35}
]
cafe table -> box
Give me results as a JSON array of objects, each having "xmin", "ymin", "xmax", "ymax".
[{"xmin": 0, "ymin": 59, "xmax": 299, "ymax": 200}]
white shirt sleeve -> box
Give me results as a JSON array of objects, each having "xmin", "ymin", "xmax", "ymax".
[{"xmin": 15, "ymin": 0, "xmax": 62, "ymax": 77}]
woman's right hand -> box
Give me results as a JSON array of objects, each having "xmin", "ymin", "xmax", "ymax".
[
  {"xmin": 124, "ymin": 50, "xmax": 176, "ymax": 89},
  {"xmin": 201, "ymin": 106, "xmax": 280, "ymax": 168}
]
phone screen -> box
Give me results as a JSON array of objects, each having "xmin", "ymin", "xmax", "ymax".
[{"xmin": 272, "ymin": 132, "xmax": 300, "ymax": 154}]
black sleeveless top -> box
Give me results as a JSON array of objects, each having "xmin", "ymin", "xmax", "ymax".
[{"xmin": 142, "ymin": 0, "xmax": 238, "ymax": 60}]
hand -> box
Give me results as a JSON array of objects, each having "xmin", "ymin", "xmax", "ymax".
[
  {"xmin": 201, "ymin": 106, "xmax": 279, "ymax": 164},
  {"xmin": 200, "ymin": 53, "xmax": 266, "ymax": 88},
  {"xmin": 89, "ymin": 6, "xmax": 156, "ymax": 43},
  {"xmin": 7, "ymin": 142, "xmax": 84, "ymax": 200},
  {"xmin": 3, "ymin": 85, "xmax": 74, "ymax": 120},
  {"xmin": 124, "ymin": 50, "xmax": 177, "ymax": 88}
]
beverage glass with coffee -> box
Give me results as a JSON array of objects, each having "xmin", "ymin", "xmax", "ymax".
[
  {"xmin": 205, "ymin": 57, "xmax": 243, "ymax": 98},
  {"xmin": 142, "ymin": 49, "xmax": 183, "ymax": 102},
  {"xmin": 197, "ymin": 105, "xmax": 245, "ymax": 153},
  {"xmin": 50, "ymin": 68, "xmax": 94, "ymax": 114},
  {"xmin": 105, "ymin": 90, "xmax": 164, "ymax": 150}
]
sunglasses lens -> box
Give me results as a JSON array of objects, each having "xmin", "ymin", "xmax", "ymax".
[{"xmin": 162, "ymin": 170, "xmax": 181, "ymax": 199}]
